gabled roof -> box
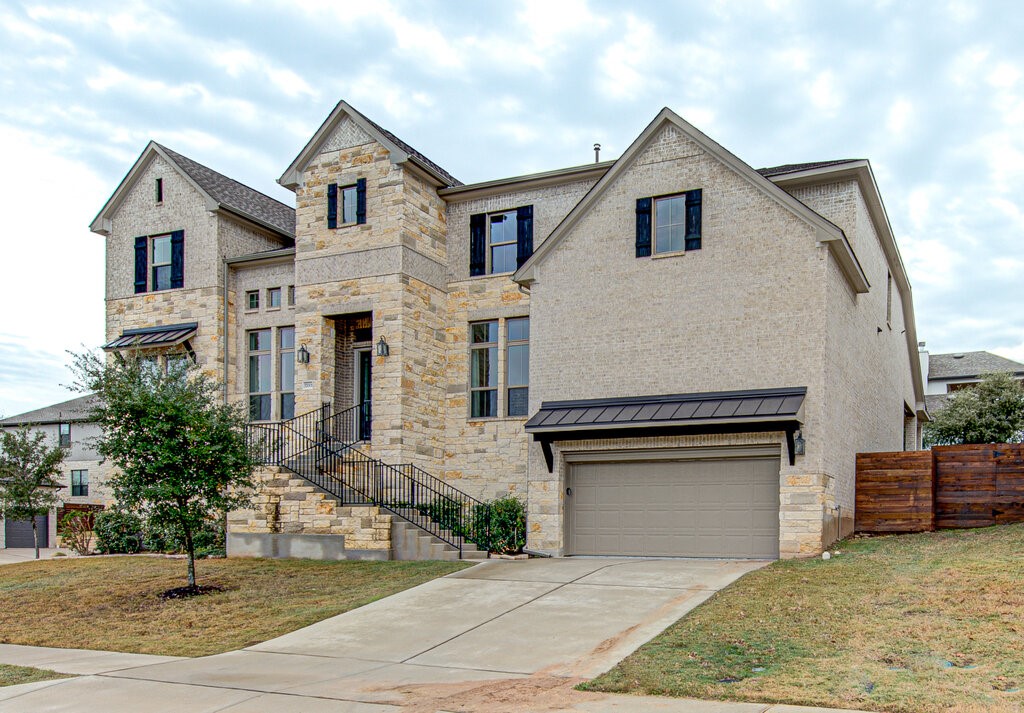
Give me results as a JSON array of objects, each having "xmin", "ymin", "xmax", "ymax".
[
  {"xmin": 512, "ymin": 107, "xmax": 869, "ymax": 294},
  {"xmin": 929, "ymin": 351, "xmax": 1024, "ymax": 380},
  {"xmin": 278, "ymin": 100, "xmax": 461, "ymax": 190},
  {"xmin": 90, "ymin": 142, "xmax": 296, "ymax": 239},
  {"xmin": 0, "ymin": 394, "xmax": 99, "ymax": 427},
  {"xmin": 758, "ymin": 160, "xmax": 863, "ymax": 177}
]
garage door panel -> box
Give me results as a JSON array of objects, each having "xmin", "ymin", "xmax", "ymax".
[
  {"xmin": 567, "ymin": 457, "xmax": 780, "ymax": 558},
  {"xmin": 4, "ymin": 516, "xmax": 49, "ymax": 549}
]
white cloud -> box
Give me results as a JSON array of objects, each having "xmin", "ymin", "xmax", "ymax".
[
  {"xmin": 886, "ymin": 98, "xmax": 913, "ymax": 137},
  {"xmin": 596, "ymin": 15, "xmax": 662, "ymax": 101},
  {"xmin": 808, "ymin": 70, "xmax": 843, "ymax": 116}
]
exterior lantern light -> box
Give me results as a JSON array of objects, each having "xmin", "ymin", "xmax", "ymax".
[
  {"xmin": 376, "ymin": 336, "xmax": 390, "ymax": 357},
  {"xmin": 793, "ymin": 430, "xmax": 806, "ymax": 456},
  {"xmin": 297, "ymin": 345, "xmax": 310, "ymax": 364}
]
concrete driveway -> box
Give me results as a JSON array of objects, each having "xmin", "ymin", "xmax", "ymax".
[
  {"xmin": 0, "ymin": 557, "xmax": 774, "ymax": 712},
  {"xmin": 0, "ymin": 549, "xmax": 68, "ymax": 565}
]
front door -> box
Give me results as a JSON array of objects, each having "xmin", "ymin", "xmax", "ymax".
[{"xmin": 356, "ymin": 349, "xmax": 372, "ymax": 440}]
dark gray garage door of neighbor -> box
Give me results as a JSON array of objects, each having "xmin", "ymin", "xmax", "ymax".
[
  {"xmin": 566, "ymin": 456, "xmax": 780, "ymax": 558},
  {"xmin": 4, "ymin": 516, "xmax": 49, "ymax": 548}
]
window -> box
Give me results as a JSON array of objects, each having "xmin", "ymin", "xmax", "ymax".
[
  {"xmin": 248, "ymin": 329, "xmax": 272, "ymax": 421},
  {"xmin": 637, "ymin": 189, "xmax": 701, "ymax": 257},
  {"xmin": 341, "ymin": 185, "xmax": 358, "ymax": 224},
  {"xmin": 151, "ymin": 235, "xmax": 172, "ymax": 291},
  {"xmin": 886, "ymin": 271, "xmax": 893, "ymax": 325},
  {"xmin": 470, "ymin": 321, "xmax": 498, "ymax": 418},
  {"xmin": 279, "ymin": 327, "xmax": 295, "ymax": 420},
  {"xmin": 488, "ymin": 211, "xmax": 519, "ymax": 274},
  {"xmin": 268, "ymin": 287, "xmax": 282, "ymax": 309},
  {"xmin": 655, "ymin": 195, "xmax": 687, "ymax": 253},
  {"xmin": 155, "ymin": 178, "xmax": 163, "ymax": 203},
  {"xmin": 58, "ymin": 423, "xmax": 71, "ymax": 448},
  {"xmin": 327, "ymin": 180, "xmax": 366, "ymax": 228},
  {"xmin": 506, "ymin": 318, "xmax": 530, "ymax": 416},
  {"xmin": 71, "ymin": 469, "xmax": 88, "ymax": 497},
  {"xmin": 247, "ymin": 291, "xmax": 259, "ymax": 310},
  {"xmin": 287, "ymin": 285, "xmax": 295, "ymax": 306}
]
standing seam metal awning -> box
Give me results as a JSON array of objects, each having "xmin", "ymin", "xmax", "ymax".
[
  {"xmin": 102, "ymin": 323, "xmax": 198, "ymax": 350},
  {"xmin": 525, "ymin": 387, "xmax": 806, "ymax": 470}
]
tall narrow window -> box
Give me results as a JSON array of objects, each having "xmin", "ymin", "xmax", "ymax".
[
  {"xmin": 506, "ymin": 318, "xmax": 530, "ymax": 417},
  {"xmin": 151, "ymin": 235, "xmax": 172, "ymax": 291},
  {"xmin": 489, "ymin": 211, "xmax": 518, "ymax": 273},
  {"xmin": 655, "ymin": 195, "xmax": 686, "ymax": 253},
  {"xmin": 248, "ymin": 330, "xmax": 272, "ymax": 421},
  {"xmin": 886, "ymin": 271, "xmax": 893, "ymax": 325},
  {"xmin": 341, "ymin": 185, "xmax": 358, "ymax": 224},
  {"xmin": 279, "ymin": 327, "xmax": 295, "ymax": 420},
  {"xmin": 71, "ymin": 469, "xmax": 89, "ymax": 497},
  {"xmin": 287, "ymin": 285, "xmax": 295, "ymax": 306},
  {"xmin": 268, "ymin": 287, "xmax": 282, "ymax": 308},
  {"xmin": 58, "ymin": 423, "xmax": 71, "ymax": 448},
  {"xmin": 155, "ymin": 178, "xmax": 163, "ymax": 203},
  {"xmin": 247, "ymin": 291, "xmax": 259, "ymax": 310},
  {"xmin": 470, "ymin": 321, "xmax": 498, "ymax": 418}
]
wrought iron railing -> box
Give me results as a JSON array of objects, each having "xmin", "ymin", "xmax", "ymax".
[{"xmin": 246, "ymin": 402, "xmax": 489, "ymax": 555}]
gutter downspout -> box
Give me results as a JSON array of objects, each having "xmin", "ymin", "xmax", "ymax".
[{"xmin": 222, "ymin": 259, "xmax": 230, "ymax": 404}]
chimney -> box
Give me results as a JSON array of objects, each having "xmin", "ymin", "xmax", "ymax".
[
  {"xmin": 918, "ymin": 341, "xmax": 930, "ymax": 390},
  {"xmin": 594, "ymin": 143, "xmax": 601, "ymax": 163}
]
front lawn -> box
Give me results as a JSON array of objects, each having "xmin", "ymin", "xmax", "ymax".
[
  {"xmin": 0, "ymin": 664, "xmax": 70, "ymax": 687},
  {"xmin": 585, "ymin": 524, "xmax": 1024, "ymax": 713},
  {"xmin": 0, "ymin": 557, "xmax": 470, "ymax": 657}
]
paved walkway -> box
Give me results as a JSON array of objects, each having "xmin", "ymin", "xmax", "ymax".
[
  {"xmin": 0, "ymin": 549, "xmax": 69, "ymax": 565},
  {"xmin": 0, "ymin": 558, "xmax": 867, "ymax": 712}
]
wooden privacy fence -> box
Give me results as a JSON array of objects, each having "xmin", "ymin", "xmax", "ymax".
[{"xmin": 855, "ymin": 443, "xmax": 1024, "ymax": 533}]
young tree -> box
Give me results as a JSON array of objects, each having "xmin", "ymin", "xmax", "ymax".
[
  {"xmin": 925, "ymin": 372, "xmax": 1024, "ymax": 446},
  {"xmin": 0, "ymin": 428, "xmax": 65, "ymax": 559},
  {"xmin": 73, "ymin": 351, "xmax": 257, "ymax": 592}
]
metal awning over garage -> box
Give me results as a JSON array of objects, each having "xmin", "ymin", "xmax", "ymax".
[
  {"xmin": 103, "ymin": 323, "xmax": 198, "ymax": 350},
  {"xmin": 525, "ymin": 387, "xmax": 806, "ymax": 470}
]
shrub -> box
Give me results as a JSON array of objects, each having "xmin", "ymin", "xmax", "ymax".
[
  {"xmin": 471, "ymin": 496, "xmax": 526, "ymax": 554},
  {"xmin": 59, "ymin": 511, "xmax": 94, "ymax": 555},
  {"xmin": 416, "ymin": 499, "xmax": 464, "ymax": 535},
  {"xmin": 142, "ymin": 515, "xmax": 226, "ymax": 558},
  {"xmin": 93, "ymin": 510, "xmax": 143, "ymax": 554}
]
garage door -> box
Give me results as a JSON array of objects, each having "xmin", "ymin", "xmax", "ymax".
[
  {"xmin": 566, "ymin": 457, "xmax": 780, "ymax": 558},
  {"xmin": 4, "ymin": 516, "xmax": 49, "ymax": 549}
]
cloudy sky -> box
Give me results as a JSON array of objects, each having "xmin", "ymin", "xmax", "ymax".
[{"xmin": 1, "ymin": 0, "xmax": 1022, "ymax": 416}]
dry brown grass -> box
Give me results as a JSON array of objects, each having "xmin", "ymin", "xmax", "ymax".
[
  {"xmin": 584, "ymin": 524, "xmax": 1024, "ymax": 713},
  {"xmin": 0, "ymin": 664, "xmax": 70, "ymax": 687},
  {"xmin": 0, "ymin": 556, "xmax": 470, "ymax": 657}
]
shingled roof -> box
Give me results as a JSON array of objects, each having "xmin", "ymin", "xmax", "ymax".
[
  {"xmin": 929, "ymin": 351, "xmax": 1024, "ymax": 380},
  {"xmin": 0, "ymin": 394, "xmax": 99, "ymax": 427},
  {"xmin": 360, "ymin": 115, "xmax": 461, "ymax": 188},
  {"xmin": 757, "ymin": 160, "xmax": 863, "ymax": 177},
  {"xmin": 157, "ymin": 144, "xmax": 296, "ymax": 237}
]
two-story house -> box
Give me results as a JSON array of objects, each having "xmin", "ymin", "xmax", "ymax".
[
  {"xmin": 88, "ymin": 101, "xmax": 926, "ymax": 560},
  {"xmin": 920, "ymin": 344, "xmax": 1024, "ymax": 413}
]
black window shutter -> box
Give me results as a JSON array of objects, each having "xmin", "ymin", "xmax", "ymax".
[
  {"xmin": 469, "ymin": 213, "xmax": 486, "ymax": 276},
  {"xmin": 635, "ymin": 197, "xmax": 652, "ymax": 257},
  {"xmin": 134, "ymin": 236, "xmax": 148, "ymax": 294},
  {"xmin": 516, "ymin": 205, "xmax": 533, "ymax": 268},
  {"xmin": 356, "ymin": 178, "xmax": 367, "ymax": 224},
  {"xmin": 685, "ymin": 189, "xmax": 702, "ymax": 250},
  {"xmin": 170, "ymin": 230, "xmax": 185, "ymax": 289},
  {"xmin": 327, "ymin": 183, "xmax": 338, "ymax": 229}
]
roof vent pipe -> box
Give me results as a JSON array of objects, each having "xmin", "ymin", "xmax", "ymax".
[{"xmin": 594, "ymin": 143, "xmax": 601, "ymax": 163}]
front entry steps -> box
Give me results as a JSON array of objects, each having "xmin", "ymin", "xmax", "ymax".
[{"xmin": 392, "ymin": 521, "xmax": 488, "ymax": 561}]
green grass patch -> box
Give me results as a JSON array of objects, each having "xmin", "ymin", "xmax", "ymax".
[
  {"xmin": 584, "ymin": 524, "xmax": 1024, "ymax": 712},
  {"xmin": 0, "ymin": 556, "xmax": 470, "ymax": 657},
  {"xmin": 0, "ymin": 664, "xmax": 70, "ymax": 687}
]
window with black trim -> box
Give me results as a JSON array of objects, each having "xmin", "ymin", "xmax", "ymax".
[
  {"xmin": 469, "ymin": 206, "xmax": 533, "ymax": 276},
  {"xmin": 151, "ymin": 235, "xmax": 172, "ymax": 290},
  {"xmin": 636, "ymin": 189, "xmax": 702, "ymax": 257},
  {"xmin": 71, "ymin": 469, "xmax": 89, "ymax": 497},
  {"xmin": 488, "ymin": 211, "xmax": 518, "ymax": 273},
  {"xmin": 58, "ymin": 423, "xmax": 71, "ymax": 448}
]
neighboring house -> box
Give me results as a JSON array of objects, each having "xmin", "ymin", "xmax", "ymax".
[
  {"xmin": 0, "ymin": 394, "xmax": 108, "ymax": 548},
  {"xmin": 920, "ymin": 344, "xmax": 1024, "ymax": 413},
  {"xmin": 89, "ymin": 101, "xmax": 926, "ymax": 560}
]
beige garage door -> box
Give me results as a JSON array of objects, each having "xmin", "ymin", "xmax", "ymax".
[{"xmin": 566, "ymin": 457, "xmax": 780, "ymax": 558}]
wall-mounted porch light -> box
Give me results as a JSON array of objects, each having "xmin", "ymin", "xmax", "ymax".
[
  {"xmin": 793, "ymin": 429, "xmax": 806, "ymax": 456},
  {"xmin": 297, "ymin": 344, "xmax": 310, "ymax": 364},
  {"xmin": 376, "ymin": 336, "xmax": 390, "ymax": 357}
]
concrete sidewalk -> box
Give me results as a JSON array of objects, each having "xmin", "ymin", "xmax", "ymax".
[
  {"xmin": 0, "ymin": 549, "xmax": 69, "ymax": 565},
  {"xmin": 0, "ymin": 559, "xmax": 871, "ymax": 712}
]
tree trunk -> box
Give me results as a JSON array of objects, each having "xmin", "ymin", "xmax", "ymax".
[
  {"xmin": 183, "ymin": 522, "xmax": 196, "ymax": 588},
  {"xmin": 32, "ymin": 516, "xmax": 39, "ymax": 560}
]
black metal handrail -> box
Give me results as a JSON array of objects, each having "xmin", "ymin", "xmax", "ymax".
[{"xmin": 246, "ymin": 402, "xmax": 489, "ymax": 555}]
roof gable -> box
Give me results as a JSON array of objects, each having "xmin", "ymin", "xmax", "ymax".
[
  {"xmin": 512, "ymin": 108, "xmax": 868, "ymax": 294},
  {"xmin": 90, "ymin": 142, "xmax": 296, "ymax": 239},
  {"xmin": 278, "ymin": 100, "xmax": 461, "ymax": 190}
]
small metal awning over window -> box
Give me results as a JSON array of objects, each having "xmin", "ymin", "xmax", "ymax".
[
  {"xmin": 525, "ymin": 387, "xmax": 806, "ymax": 470},
  {"xmin": 103, "ymin": 323, "xmax": 198, "ymax": 350}
]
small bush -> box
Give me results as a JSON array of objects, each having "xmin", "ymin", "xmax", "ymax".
[
  {"xmin": 59, "ymin": 511, "xmax": 94, "ymax": 555},
  {"xmin": 471, "ymin": 496, "xmax": 526, "ymax": 554},
  {"xmin": 93, "ymin": 510, "xmax": 143, "ymax": 554},
  {"xmin": 416, "ymin": 499, "xmax": 464, "ymax": 535},
  {"xmin": 142, "ymin": 515, "xmax": 225, "ymax": 558}
]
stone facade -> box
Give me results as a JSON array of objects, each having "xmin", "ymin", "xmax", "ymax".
[{"xmin": 89, "ymin": 102, "xmax": 925, "ymax": 561}]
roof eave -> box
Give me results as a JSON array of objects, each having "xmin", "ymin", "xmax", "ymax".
[{"xmin": 439, "ymin": 161, "xmax": 616, "ymax": 202}]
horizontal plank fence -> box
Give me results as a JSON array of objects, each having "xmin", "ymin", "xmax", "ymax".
[{"xmin": 856, "ymin": 443, "xmax": 1024, "ymax": 533}]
